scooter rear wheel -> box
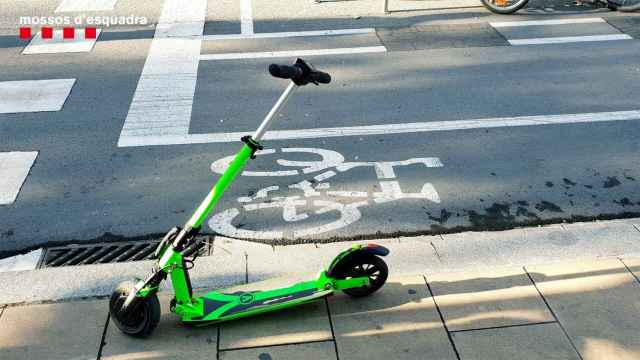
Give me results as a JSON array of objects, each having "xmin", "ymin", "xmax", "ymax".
[
  {"xmin": 109, "ymin": 281, "xmax": 161, "ymax": 337},
  {"xmin": 334, "ymin": 254, "xmax": 388, "ymax": 297}
]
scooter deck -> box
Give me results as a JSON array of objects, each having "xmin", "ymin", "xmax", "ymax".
[{"xmin": 180, "ymin": 282, "xmax": 333, "ymax": 326}]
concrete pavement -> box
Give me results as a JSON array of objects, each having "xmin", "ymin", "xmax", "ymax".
[{"xmin": 2, "ymin": 252, "xmax": 640, "ymax": 359}]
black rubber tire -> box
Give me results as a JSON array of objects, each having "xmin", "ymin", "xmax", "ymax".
[
  {"xmin": 109, "ymin": 281, "xmax": 161, "ymax": 338},
  {"xmin": 333, "ymin": 254, "xmax": 388, "ymax": 298},
  {"xmin": 481, "ymin": 0, "xmax": 529, "ymax": 14}
]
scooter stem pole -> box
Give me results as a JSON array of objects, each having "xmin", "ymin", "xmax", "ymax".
[
  {"xmin": 253, "ymin": 81, "xmax": 297, "ymax": 142},
  {"xmin": 184, "ymin": 81, "xmax": 297, "ymax": 230}
]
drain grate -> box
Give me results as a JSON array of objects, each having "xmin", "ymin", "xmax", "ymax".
[{"xmin": 37, "ymin": 237, "xmax": 213, "ymax": 268}]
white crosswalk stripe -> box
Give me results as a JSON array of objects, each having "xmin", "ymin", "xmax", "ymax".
[
  {"xmin": 202, "ymin": 28, "xmax": 376, "ymax": 41},
  {"xmin": 0, "ymin": 249, "xmax": 42, "ymax": 273},
  {"xmin": 200, "ymin": 46, "xmax": 387, "ymax": 61},
  {"xmin": 118, "ymin": 110, "xmax": 640, "ymax": 146},
  {"xmin": 0, "ymin": 151, "xmax": 38, "ymax": 205},
  {"xmin": 508, "ymin": 34, "xmax": 632, "ymax": 46},
  {"xmin": 23, "ymin": 29, "xmax": 101, "ymax": 54},
  {"xmin": 0, "ymin": 79, "xmax": 75, "ymax": 114},
  {"xmin": 118, "ymin": 0, "xmax": 206, "ymax": 145},
  {"xmin": 491, "ymin": 17, "xmax": 633, "ymax": 46},
  {"xmin": 490, "ymin": 18, "xmax": 606, "ymax": 28}
]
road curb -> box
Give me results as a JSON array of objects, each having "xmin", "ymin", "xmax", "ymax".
[{"xmin": 1, "ymin": 217, "xmax": 639, "ymax": 306}]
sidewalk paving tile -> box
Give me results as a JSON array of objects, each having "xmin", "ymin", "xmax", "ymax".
[
  {"xmin": 222, "ymin": 236, "xmax": 441, "ymax": 283},
  {"xmin": 219, "ymin": 341, "xmax": 337, "ymax": 360},
  {"xmin": 435, "ymin": 224, "xmax": 637, "ymax": 272},
  {"xmin": 562, "ymin": 220, "xmax": 640, "ymax": 256},
  {"xmin": 0, "ymin": 300, "xmax": 105, "ymax": 360},
  {"xmin": 428, "ymin": 266, "xmax": 554, "ymax": 331},
  {"xmin": 619, "ymin": 256, "xmax": 640, "ymax": 285},
  {"xmin": 322, "ymin": 236, "xmax": 445, "ymax": 275},
  {"xmin": 219, "ymin": 279, "xmax": 332, "ymax": 349},
  {"xmin": 101, "ymin": 294, "xmax": 218, "ymax": 359},
  {"xmin": 452, "ymin": 322, "xmax": 580, "ymax": 360},
  {"xmin": 329, "ymin": 275, "xmax": 457, "ymax": 360},
  {"xmin": 527, "ymin": 258, "xmax": 640, "ymax": 360}
]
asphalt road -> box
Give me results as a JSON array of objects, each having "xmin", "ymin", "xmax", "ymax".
[{"xmin": 1, "ymin": 0, "xmax": 639, "ymax": 256}]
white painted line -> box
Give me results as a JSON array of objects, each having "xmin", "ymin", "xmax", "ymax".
[
  {"xmin": 509, "ymin": 34, "xmax": 632, "ymax": 46},
  {"xmin": 118, "ymin": 0, "xmax": 206, "ymax": 142},
  {"xmin": 22, "ymin": 29, "xmax": 102, "ymax": 54},
  {"xmin": 490, "ymin": 17, "xmax": 605, "ymax": 28},
  {"xmin": 241, "ymin": 0, "xmax": 254, "ymax": 35},
  {"xmin": 55, "ymin": 0, "xmax": 117, "ymax": 12},
  {"xmin": 200, "ymin": 46, "xmax": 387, "ymax": 61},
  {"xmin": 203, "ymin": 28, "xmax": 376, "ymax": 41},
  {"xmin": 118, "ymin": 110, "xmax": 640, "ymax": 147},
  {"xmin": 0, "ymin": 79, "xmax": 75, "ymax": 114},
  {"xmin": 0, "ymin": 249, "xmax": 42, "ymax": 273},
  {"xmin": 0, "ymin": 152, "xmax": 38, "ymax": 205}
]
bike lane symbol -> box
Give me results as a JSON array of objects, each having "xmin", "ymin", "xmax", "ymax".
[{"xmin": 208, "ymin": 147, "xmax": 443, "ymax": 240}]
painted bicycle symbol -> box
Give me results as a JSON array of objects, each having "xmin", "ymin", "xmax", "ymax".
[{"xmin": 208, "ymin": 148, "xmax": 443, "ymax": 240}]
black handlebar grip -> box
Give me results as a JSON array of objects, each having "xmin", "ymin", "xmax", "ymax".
[
  {"xmin": 269, "ymin": 64, "xmax": 303, "ymax": 80},
  {"xmin": 310, "ymin": 70, "xmax": 331, "ymax": 84}
]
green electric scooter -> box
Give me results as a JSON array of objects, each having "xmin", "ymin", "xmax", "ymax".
[{"xmin": 109, "ymin": 58, "xmax": 390, "ymax": 337}]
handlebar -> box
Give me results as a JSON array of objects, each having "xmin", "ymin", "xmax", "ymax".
[
  {"xmin": 269, "ymin": 64, "xmax": 303, "ymax": 80},
  {"xmin": 268, "ymin": 58, "xmax": 331, "ymax": 86}
]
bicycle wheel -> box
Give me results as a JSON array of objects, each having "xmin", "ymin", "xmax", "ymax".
[{"xmin": 481, "ymin": 0, "xmax": 529, "ymax": 14}]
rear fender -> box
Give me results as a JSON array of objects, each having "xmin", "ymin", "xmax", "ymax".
[{"xmin": 326, "ymin": 243, "xmax": 389, "ymax": 278}]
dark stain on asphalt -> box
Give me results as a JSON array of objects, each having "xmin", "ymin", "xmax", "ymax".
[
  {"xmin": 516, "ymin": 206, "xmax": 539, "ymax": 219},
  {"xmin": 603, "ymin": 176, "xmax": 621, "ymax": 188},
  {"xmin": 258, "ymin": 353, "xmax": 273, "ymax": 360},
  {"xmin": 2, "ymin": 229, "xmax": 14, "ymax": 237},
  {"xmin": 563, "ymin": 178, "xmax": 577, "ymax": 187},
  {"xmin": 535, "ymin": 201, "xmax": 563, "ymax": 213},
  {"xmin": 427, "ymin": 209, "xmax": 453, "ymax": 224},
  {"xmin": 545, "ymin": 181, "xmax": 554, "ymax": 188},
  {"xmin": 516, "ymin": 200, "xmax": 529, "ymax": 206},
  {"xmin": 468, "ymin": 203, "xmax": 515, "ymax": 228},
  {"xmin": 614, "ymin": 198, "xmax": 636, "ymax": 207},
  {"xmin": 584, "ymin": 184, "xmax": 593, "ymax": 189}
]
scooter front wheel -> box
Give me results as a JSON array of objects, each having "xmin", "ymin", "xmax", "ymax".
[
  {"xmin": 109, "ymin": 281, "xmax": 161, "ymax": 337},
  {"xmin": 334, "ymin": 254, "xmax": 388, "ymax": 298}
]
